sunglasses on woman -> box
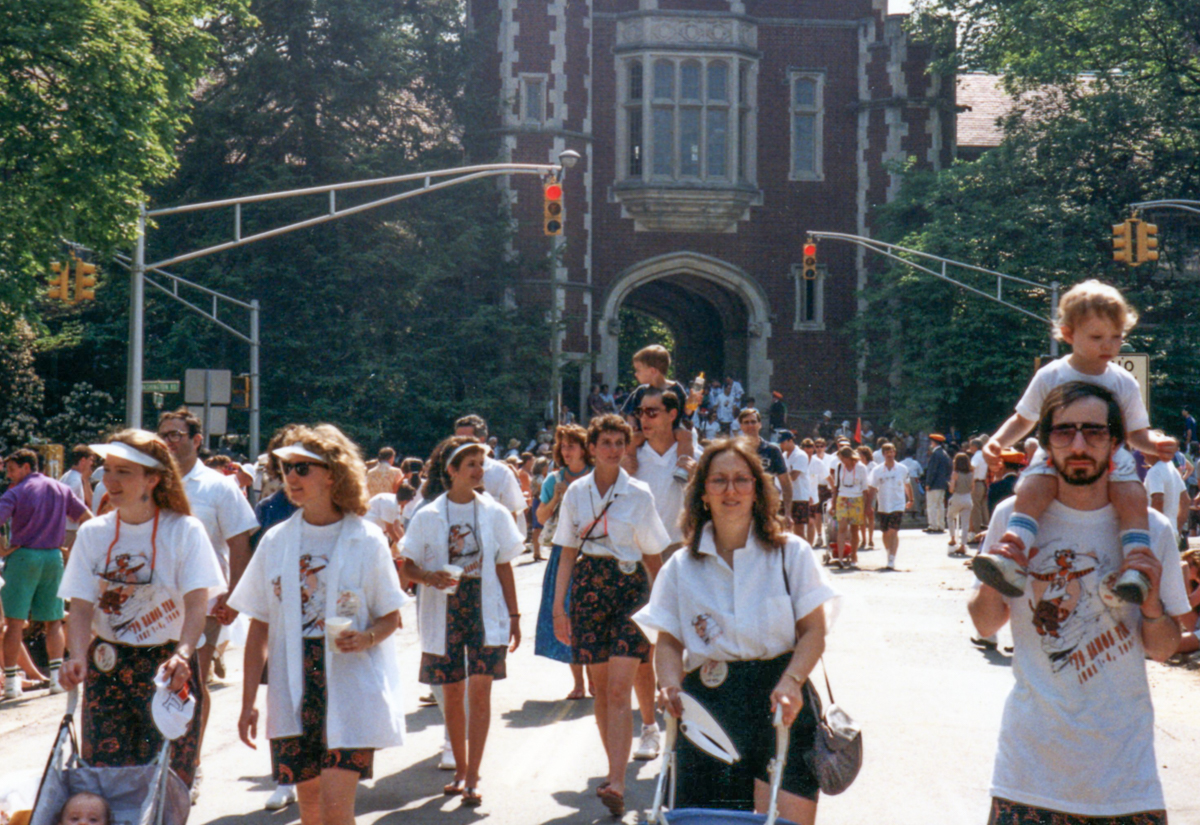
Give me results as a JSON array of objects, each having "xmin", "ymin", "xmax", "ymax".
[{"xmin": 282, "ymin": 461, "xmax": 324, "ymax": 477}]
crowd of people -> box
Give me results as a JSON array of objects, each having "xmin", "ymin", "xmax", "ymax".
[{"xmin": 1, "ymin": 281, "xmax": 1199, "ymax": 825}]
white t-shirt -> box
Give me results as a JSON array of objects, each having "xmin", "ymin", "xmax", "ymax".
[
  {"xmin": 181, "ymin": 462, "xmax": 259, "ymax": 581},
  {"xmin": 446, "ymin": 499, "xmax": 484, "ymax": 578},
  {"xmin": 784, "ymin": 447, "xmax": 811, "ymax": 502},
  {"xmin": 813, "ymin": 453, "xmax": 834, "ymax": 488},
  {"xmin": 634, "ymin": 528, "xmax": 839, "ymax": 670},
  {"xmin": 293, "ymin": 521, "xmax": 339, "ymax": 637},
  {"xmin": 971, "ymin": 451, "xmax": 989, "ymax": 482},
  {"xmin": 365, "ymin": 493, "xmax": 400, "ymax": 533},
  {"xmin": 981, "ymin": 498, "xmax": 1189, "ymax": 816},
  {"xmin": 1144, "ymin": 460, "xmax": 1188, "ymax": 532},
  {"xmin": 636, "ymin": 441, "xmax": 702, "ymax": 545},
  {"xmin": 1014, "ymin": 358, "xmax": 1150, "ymax": 433},
  {"xmin": 59, "ymin": 510, "xmax": 225, "ymax": 646},
  {"xmin": 868, "ymin": 461, "xmax": 910, "ymax": 514},
  {"xmin": 552, "ymin": 469, "xmax": 670, "ymax": 564},
  {"xmin": 714, "ymin": 390, "xmax": 737, "ymax": 424},
  {"xmin": 60, "ymin": 469, "xmax": 90, "ymax": 530},
  {"xmin": 833, "ymin": 462, "xmax": 869, "ymax": 498}
]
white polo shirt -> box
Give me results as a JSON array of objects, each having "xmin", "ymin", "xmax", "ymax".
[
  {"xmin": 552, "ymin": 469, "xmax": 670, "ymax": 563},
  {"xmin": 181, "ymin": 462, "xmax": 259, "ymax": 581},
  {"xmin": 971, "ymin": 450, "xmax": 989, "ymax": 482},
  {"xmin": 636, "ymin": 441, "xmax": 703, "ymax": 545},
  {"xmin": 783, "ymin": 446, "xmax": 811, "ymax": 503},
  {"xmin": 483, "ymin": 455, "xmax": 527, "ymax": 515},
  {"xmin": 868, "ymin": 461, "xmax": 910, "ymax": 514}
]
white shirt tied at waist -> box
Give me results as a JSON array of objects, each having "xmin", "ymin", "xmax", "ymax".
[
  {"xmin": 633, "ymin": 526, "xmax": 840, "ymax": 672},
  {"xmin": 551, "ymin": 468, "xmax": 670, "ymax": 563},
  {"xmin": 228, "ymin": 511, "xmax": 409, "ymax": 749},
  {"xmin": 399, "ymin": 491, "xmax": 525, "ymax": 656}
]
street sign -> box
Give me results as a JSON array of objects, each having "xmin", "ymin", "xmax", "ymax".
[
  {"xmin": 187, "ymin": 405, "xmax": 227, "ymax": 436},
  {"xmin": 142, "ymin": 380, "xmax": 180, "ymax": 394},
  {"xmin": 1112, "ymin": 353, "xmax": 1150, "ymax": 416},
  {"xmin": 184, "ymin": 369, "xmax": 232, "ymax": 405}
]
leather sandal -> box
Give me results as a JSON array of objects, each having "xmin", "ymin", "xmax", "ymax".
[
  {"xmin": 461, "ymin": 788, "xmax": 482, "ymax": 807},
  {"xmin": 598, "ymin": 786, "xmax": 625, "ymax": 817},
  {"xmin": 443, "ymin": 780, "xmax": 464, "ymax": 796}
]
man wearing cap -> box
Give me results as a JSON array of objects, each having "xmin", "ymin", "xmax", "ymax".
[
  {"xmin": 923, "ymin": 434, "xmax": 952, "ymax": 533},
  {"xmin": 778, "ymin": 431, "xmax": 812, "ymax": 542},
  {"xmin": 157, "ymin": 408, "xmax": 259, "ymax": 799},
  {"xmin": 768, "ymin": 391, "xmax": 788, "ymax": 441},
  {"xmin": 1, "ymin": 449, "xmax": 92, "ymax": 699}
]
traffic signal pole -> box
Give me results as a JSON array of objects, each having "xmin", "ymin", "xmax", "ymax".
[{"xmin": 807, "ymin": 230, "xmax": 1060, "ymax": 357}]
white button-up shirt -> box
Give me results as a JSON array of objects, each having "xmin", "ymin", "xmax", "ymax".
[
  {"xmin": 400, "ymin": 491, "xmax": 524, "ymax": 656},
  {"xmin": 636, "ymin": 441, "xmax": 703, "ymax": 545},
  {"xmin": 552, "ymin": 469, "xmax": 670, "ymax": 563},
  {"xmin": 634, "ymin": 527, "xmax": 839, "ymax": 671},
  {"xmin": 181, "ymin": 462, "xmax": 259, "ymax": 580}
]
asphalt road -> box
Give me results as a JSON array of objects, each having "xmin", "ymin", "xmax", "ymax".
[{"xmin": 2, "ymin": 529, "xmax": 1197, "ymax": 824}]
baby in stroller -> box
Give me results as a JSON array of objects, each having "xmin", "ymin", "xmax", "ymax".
[{"xmin": 57, "ymin": 794, "xmax": 109, "ymax": 825}]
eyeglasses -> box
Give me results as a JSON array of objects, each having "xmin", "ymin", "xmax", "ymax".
[
  {"xmin": 157, "ymin": 431, "xmax": 189, "ymax": 443},
  {"xmin": 1047, "ymin": 423, "xmax": 1111, "ymax": 448},
  {"xmin": 705, "ymin": 475, "xmax": 756, "ymax": 493},
  {"xmin": 636, "ymin": 407, "xmax": 664, "ymax": 419},
  {"xmin": 282, "ymin": 461, "xmax": 324, "ymax": 477}
]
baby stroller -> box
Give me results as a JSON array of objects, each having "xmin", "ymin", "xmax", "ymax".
[
  {"xmin": 649, "ymin": 696, "xmax": 797, "ymax": 825},
  {"xmin": 27, "ymin": 690, "xmax": 191, "ymax": 825}
]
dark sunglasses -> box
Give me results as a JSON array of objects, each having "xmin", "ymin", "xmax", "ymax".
[
  {"xmin": 282, "ymin": 461, "xmax": 324, "ymax": 477},
  {"xmin": 1047, "ymin": 423, "xmax": 1111, "ymax": 448},
  {"xmin": 636, "ymin": 406, "xmax": 664, "ymax": 419}
]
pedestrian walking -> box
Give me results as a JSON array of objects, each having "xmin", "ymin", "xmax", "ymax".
[
  {"xmin": 551, "ymin": 414, "xmax": 670, "ymax": 817},
  {"xmin": 635, "ymin": 438, "xmax": 839, "ymax": 825},
  {"xmin": 946, "ymin": 452, "xmax": 974, "ymax": 552},
  {"xmin": 967, "ymin": 438, "xmax": 989, "ymax": 540},
  {"xmin": 923, "ymin": 434, "xmax": 951, "ymax": 532},
  {"xmin": 230, "ymin": 425, "xmax": 407, "ymax": 825},
  {"xmin": 867, "ymin": 443, "xmax": 912, "ymax": 569},
  {"xmin": 59, "ymin": 445, "xmax": 97, "ymax": 553},
  {"xmin": 400, "ymin": 436, "xmax": 523, "ymax": 807},
  {"xmin": 829, "ymin": 446, "xmax": 868, "ymax": 567},
  {"xmin": 366, "ymin": 447, "xmax": 404, "ymax": 497},
  {"xmin": 57, "ymin": 430, "xmax": 221, "ymax": 788}
]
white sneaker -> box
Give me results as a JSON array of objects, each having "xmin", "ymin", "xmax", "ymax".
[
  {"xmin": 633, "ymin": 724, "xmax": 661, "ymax": 761},
  {"xmin": 264, "ymin": 784, "xmax": 297, "ymax": 810},
  {"xmin": 438, "ymin": 743, "xmax": 456, "ymax": 771},
  {"xmin": 3, "ymin": 677, "xmax": 22, "ymax": 700},
  {"xmin": 189, "ymin": 766, "xmax": 203, "ymax": 804},
  {"xmin": 971, "ymin": 553, "xmax": 1028, "ymax": 598},
  {"xmin": 886, "ymin": 554, "xmax": 896, "ymax": 570},
  {"xmin": 48, "ymin": 673, "xmax": 65, "ymax": 695}
]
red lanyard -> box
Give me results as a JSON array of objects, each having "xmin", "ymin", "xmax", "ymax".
[{"xmin": 105, "ymin": 509, "xmax": 160, "ymax": 575}]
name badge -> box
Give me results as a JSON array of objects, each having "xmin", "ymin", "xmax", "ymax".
[
  {"xmin": 93, "ymin": 642, "xmax": 117, "ymax": 673},
  {"xmin": 699, "ymin": 660, "xmax": 728, "ymax": 688},
  {"xmin": 618, "ymin": 560, "xmax": 639, "ymax": 575}
]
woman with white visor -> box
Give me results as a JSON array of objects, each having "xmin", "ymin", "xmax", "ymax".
[
  {"xmin": 58, "ymin": 430, "xmax": 224, "ymax": 789},
  {"xmin": 229, "ymin": 424, "xmax": 407, "ymax": 825}
]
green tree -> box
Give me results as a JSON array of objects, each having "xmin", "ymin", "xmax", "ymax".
[
  {"xmin": 0, "ymin": 315, "xmax": 45, "ymax": 454},
  {"xmin": 0, "ymin": 0, "xmax": 250, "ymax": 326}
]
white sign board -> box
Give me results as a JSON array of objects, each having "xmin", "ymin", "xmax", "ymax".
[
  {"xmin": 1111, "ymin": 353, "xmax": 1150, "ymax": 417},
  {"xmin": 187, "ymin": 405, "xmax": 227, "ymax": 436},
  {"xmin": 184, "ymin": 369, "xmax": 232, "ymax": 405}
]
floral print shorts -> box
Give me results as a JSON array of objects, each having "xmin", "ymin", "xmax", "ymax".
[
  {"xmin": 988, "ymin": 798, "xmax": 1165, "ymax": 825},
  {"xmin": 569, "ymin": 554, "xmax": 650, "ymax": 665},
  {"xmin": 419, "ymin": 578, "xmax": 507, "ymax": 685}
]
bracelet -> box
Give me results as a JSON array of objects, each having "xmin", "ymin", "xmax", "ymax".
[
  {"xmin": 367, "ymin": 629, "xmax": 376, "ymax": 646},
  {"xmin": 784, "ymin": 671, "xmax": 804, "ymax": 685},
  {"xmin": 510, "ymin": 613, "xmax": 520, "ymax": 619}
]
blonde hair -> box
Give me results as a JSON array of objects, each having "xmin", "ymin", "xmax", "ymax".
[
  {"xmin": 1054, "ymin": 279, "xmax": 1137, "ymax": 341},
  {"xmin": 632, "ymin": 344, "xmax": 671, "ymax": 375},
  {"xmin": 282, "ymin": 424, "xmax": 370, "ymax": 516},
  {"xmin": 107, "ymin": 430, "xmax": 191, "ymax": 515}
]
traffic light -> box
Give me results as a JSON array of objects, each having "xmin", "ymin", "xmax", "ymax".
[
  {"xmin": 544, "ymin": 180, "xmax": 563, "ymax": 236},
  {"xmin": 47, "ymin": 261, "xmax": 70, "ymax": 302},
  {"xmin": 1136, "ymin": 220, "xmax": 1159, "ymax": 265},
  {"xmin": 73, "ymin": 259, "xmax": 97, "ymax": 302},
  {"xmin": 802, "ymin": 238, "xmax": 818, "ymax": 280},
  {"xmin": 1112, "ymin": 220, "xmax": 1134, "ymax": 265},
  {"xmin": 232, "ymin": 374, "xmax": 251, "ymax": 410}
]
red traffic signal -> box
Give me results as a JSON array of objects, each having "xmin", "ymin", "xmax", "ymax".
[
  {"xmin": 802, "ymin": 239, "xmax": 818, "ymax": 280},
  {"xmin": 544, "ymin": 181, "xmax": 564, "ymax": 235}
]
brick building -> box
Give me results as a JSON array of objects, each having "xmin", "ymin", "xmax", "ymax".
[{"xmin": 469, "ymin": 0, "xmax": 956, "ymax": 422}]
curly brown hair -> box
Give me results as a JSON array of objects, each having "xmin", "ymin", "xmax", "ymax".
[
  {"xmin": 107, "ymin": 430, "xmax": 191, "ymax": 516},
  {"xmin": 682, "ymin": 438, "xmax": 786, "ymax": 558},
  {"xmin": 281, "ymin": 424, "xmax": 369, "ymax": 516},
  {"xmin": 552, "ymin": 424, "xmax": 592, "ymax": 468}
]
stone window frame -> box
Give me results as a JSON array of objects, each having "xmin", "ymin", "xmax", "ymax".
[
  {"xmin": 792, "ymin": 263, "xmax": 826, "ymax": 331},
  {"xmin": 617, "ymin": 52, "xmax": 758, "ymax": 187},
  {"xmin": 788, "ymin": 69, "xmax": 825, "ymax": 182},
  {"xmin": 520, "ymin": 74, "xmax": 548, "ymax": 126}
]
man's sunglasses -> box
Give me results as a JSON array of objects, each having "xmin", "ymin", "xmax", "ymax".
[
  {"xmin": 282, "ymin": 461, "xmax": 325, "ymax": 477},
  {"xmin": 1046, "ymin": 423, "xmax": 1111, "ymax": 448},
  {"xmin": 636, "ymin": 407, "xmax": 665, "ymax": 419}
]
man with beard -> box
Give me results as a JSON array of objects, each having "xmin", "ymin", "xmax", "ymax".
[{"xmin": 969, "ymin": 382, "xmax": 1188, "ymax": 824}]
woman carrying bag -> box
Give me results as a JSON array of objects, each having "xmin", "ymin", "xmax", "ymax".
[
  {"xmin": 229, "ymin": 424, "xmax": 408, "ymax": 825},
  {"xmin": 635, "ymin": 439, "xmax": 840, "ymax": 825},
  {"xmin": 400, "ymin": 436, "xmax": 523, "ymax": 808},
  {"xmin": 58, "ymin": 430, "xmax": 224, "ymax": 789}
]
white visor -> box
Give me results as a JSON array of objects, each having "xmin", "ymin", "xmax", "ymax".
[
  {"xmin": 272, "ymin": 444, "xmax": 327, "ymax": 464},
  {"xmin": 90, "ymin": 440, "xmax": 167, "ymax": 471}
]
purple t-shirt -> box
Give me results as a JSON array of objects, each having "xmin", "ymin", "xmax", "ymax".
[{"xmin": 0, "ymin": 473, "xmax": 87, "ymax": 549}]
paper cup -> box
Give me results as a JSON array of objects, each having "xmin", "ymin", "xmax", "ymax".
[
  {"xmin": 442, "ymin": 564, "xmax": 464, "ymax": 595},
  {"xmin": 325, "ymin": 617, "xmax": 352, "ymax": 649}
]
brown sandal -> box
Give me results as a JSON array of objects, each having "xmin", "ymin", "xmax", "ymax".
[
  {"xmin": 598, "ymin": 786, "xmax": 625, "ymax": 817},
  {"xmin": 443, "ymin": 780, "xmax": 464, "ymax": 796},
  {"xmin": 461, "ymin": 788, "xmax": 482, "ymax": 807}
]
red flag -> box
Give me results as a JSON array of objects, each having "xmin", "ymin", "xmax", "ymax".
[{"xmin": 854, "ymin": 417, "xmax": 862, "ymax": 444}]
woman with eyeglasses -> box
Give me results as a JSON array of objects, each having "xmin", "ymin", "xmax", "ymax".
[
  {"xmin": 551, "ymin": 414, "xmax": 671, "ymax": 817},
  {"xmin": 229, "ymin": 424, "xmax": 407, "ymax": 825},
  {"xmin": 534, "ymin": 424, "xmax": 593, "ymax": 700},
  {"xmin": 400, "ymin": 436, "xmax": 524, "ymax": 808},
  {"xmin": 635, "ymin": 439, "xmax": 839, "ymax": 825},
  {"xmin": 57, "ymin": 430, "xmax": 224, "ymax": 790}
]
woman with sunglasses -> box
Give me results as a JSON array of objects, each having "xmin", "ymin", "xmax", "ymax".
[
  {"xmin": 58, "ymin": 430, "xmax": 224, "ymax": 789},
  {"xmin": 635, "ymin": 439, "xmax": 839, "ymax": 825},
  {"xmin": 229, "ymin": 425, "xmax": 407, "ymax": 825},
  {"xmin": 551, "ymin": 414, "xmax": 671, "ymax": 817},
  {"xmin": 534, "ymin": 424, "xmax": 593, "ymax": 700},
  {"xmin": 400, "ymin": 436, "xmax": 524, "ymax": 808}
]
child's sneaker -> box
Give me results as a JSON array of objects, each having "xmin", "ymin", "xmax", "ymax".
[
  {"xmin": 1112, "ymin": 568, "xmax": 1150, "ymax": 605},
  {"xmin": 972, "ymin": 542, "xmax": 1028, "ymax": 598}
]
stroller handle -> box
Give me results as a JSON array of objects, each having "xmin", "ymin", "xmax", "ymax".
[{"xmin": 66, "ymin": 685, "xmax": 79, "ymax": 717}]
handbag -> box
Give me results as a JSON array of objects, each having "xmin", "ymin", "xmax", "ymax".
[
  {"xmin": 803, "ymin": 660, "xmax": 862, "ymax": 795},
  {"xmin": 779, "ymin": 551, "xmax": 863, "ymax": 795}
]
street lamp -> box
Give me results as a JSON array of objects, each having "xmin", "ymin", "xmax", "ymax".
[{"xmin": 558, "ymin": 150, "xmax": 581, "ymax": 171}]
